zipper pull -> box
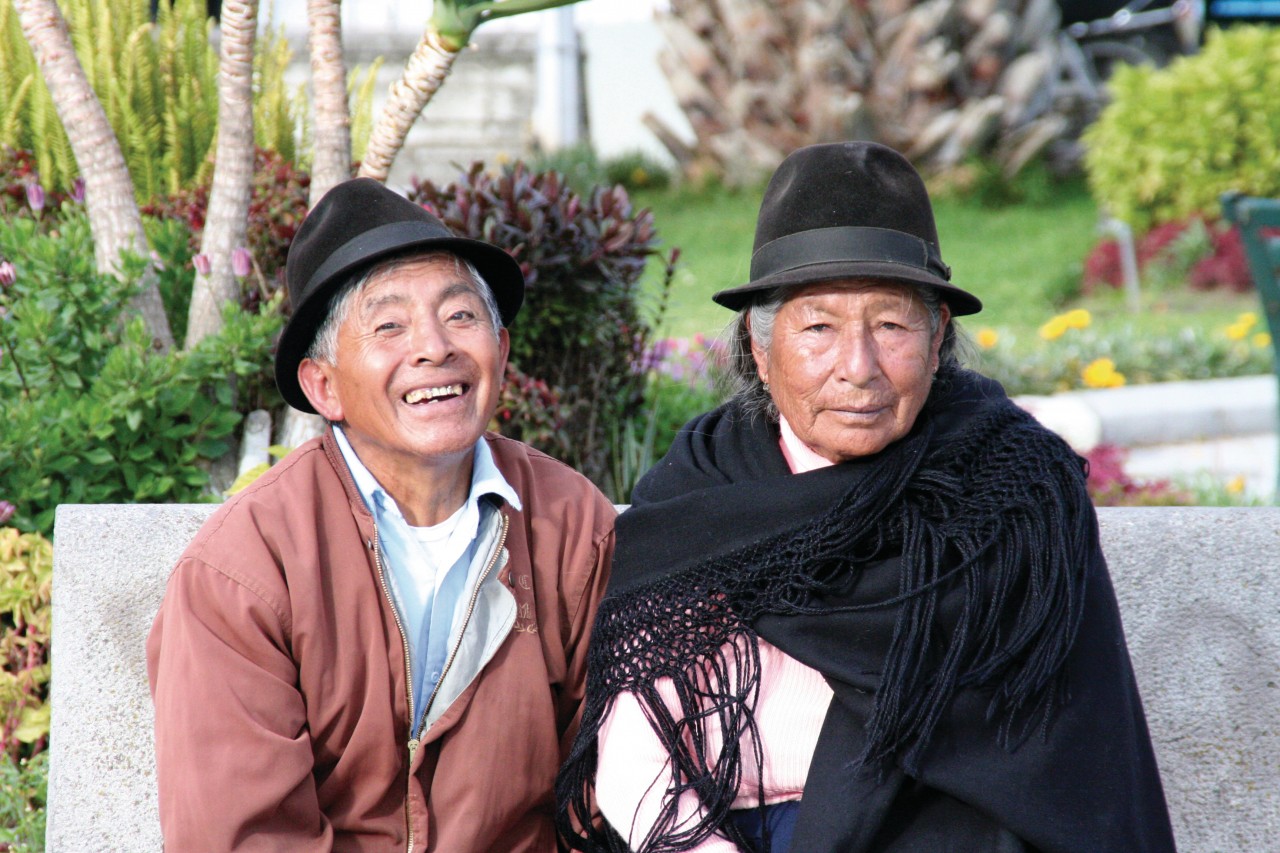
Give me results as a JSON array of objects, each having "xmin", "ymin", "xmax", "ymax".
[{"xmin": 408, "ymin": 737, "xmax": 419, "ymax": 766}]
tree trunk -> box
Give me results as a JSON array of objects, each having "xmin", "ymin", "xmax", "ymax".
[
  {"xmin": 13, "ymin": 0, "xmax": 175, "ymax": 351},
  {"xmin": 306, "ymin": 0, "xmax": 350, "ymax": 205},
  {"xmin": 357, "ymin": 28, "xmax": 461, "ymax": 184},
  {"xmin": 185, "ymin": 0, "xmax": 258, "ymax": 349}
]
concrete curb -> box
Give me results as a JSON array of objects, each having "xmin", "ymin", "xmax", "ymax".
[{"xmin": 1015, "ymin": 374, "xmax": 1277, "ymax": 450}]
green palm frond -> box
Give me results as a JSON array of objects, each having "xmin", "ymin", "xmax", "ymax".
[{"xmin": 348, "ymin": 58, "xmax": 384, "ymax": 166}]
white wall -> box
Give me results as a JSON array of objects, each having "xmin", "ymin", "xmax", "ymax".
[{"xmin": 263, "ymin": 0, "xmax": 689, "ymax": 168}]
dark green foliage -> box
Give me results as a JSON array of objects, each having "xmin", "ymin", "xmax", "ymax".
[
  {"xmin": 408, "ymin": 162, "xmax": 664, "ymax": 494},
  {"xmin": 0, "ymin": 211, "xmax": 283, "ymax": 536},
  {"xmin": 1084, "ymin": 25, "xmax": 1280, "ymax": 232},
  {"xmin": 0, "ymin": 750, "xmax": 46, "ymax": 850}
]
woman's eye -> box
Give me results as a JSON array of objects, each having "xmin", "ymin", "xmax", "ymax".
[
  {"xmin": 804, "ymin": 322, "xmax": 830, "ymax": 333},
  {"xmin": 448, "ymin": 309, "xmax": 477, "ymax": 323},
  {"xmin": 375, "ymin": 321, "xmax": 401, "ymax": 333}
]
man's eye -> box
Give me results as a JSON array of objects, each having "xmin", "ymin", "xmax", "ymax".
[
  {"xmin": 449, "ymin": 310, "xmax": 477, "ymax": 322},
  {"xmin": 804, "ymin": 323, "xmax": 830, "ymax": 333},
  {"xmin": 375, "ymin": 321, "xmax": 401, "ymax": 333}
]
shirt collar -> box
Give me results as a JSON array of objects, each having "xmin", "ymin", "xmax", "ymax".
[
  {"xmin": 332, "ymin": 425, "xmax": 522, "ymax": 521},
  {"xmin": 778, "ymin": 415, "xmax": 837, "ymax": 474}
]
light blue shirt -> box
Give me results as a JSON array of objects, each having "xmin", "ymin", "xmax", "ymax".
[{"xmin": 333, "ymin": 427, "xmax": 521, "ymax": 725}]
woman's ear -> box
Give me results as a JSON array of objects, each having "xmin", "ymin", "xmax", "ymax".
[
  {"xmin": 297, "ymin": 358, "xmax": 344, "ymax": 423},
  {"xmin": 931, "ymin": 303, "xmax": 952, "ymax": 373}
]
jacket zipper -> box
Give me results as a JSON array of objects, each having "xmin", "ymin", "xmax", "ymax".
[
  {"xmin": 415, "ymin": 512, "xmax": 510, "ymax": 734},
  {"xmin": 373, "ymin": 511, "xmax": 511, "ymax": 853},
  {"xmin": 371, "ymin": 527, "xmax": 419, "ymax": 853}
]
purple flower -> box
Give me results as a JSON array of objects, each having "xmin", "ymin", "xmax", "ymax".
[
  {"xmin": 193, "ymin": 253, "xmax": 212, "ymax": 275},
  {"xmin": 70, "ymin": 177, "xmax": 86, "ymax": 204},
  {"xmin": 25, "ymin": 182, "xmax": 44, "ymax": 215},
  {"xmin": 0, "ymin": 501, "xmax": 15, "ymax": 526},
  {"xmin": 0, "ymin": 260, "xmax": 15, "ymax": 288},
  {"xmin": 231, "ymin": 247, "xmax": 253, "ymax": 278}
]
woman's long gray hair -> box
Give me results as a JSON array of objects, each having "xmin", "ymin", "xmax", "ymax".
[{"xmin": 721, "ymin": 283, "xmax": 974, "ymax": 422}]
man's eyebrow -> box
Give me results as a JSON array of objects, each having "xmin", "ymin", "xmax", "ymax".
[
  {"xmin": 439, "ymin": 281, "xmax": 484, "ymax": 302},
  {"xmin": 356, "ymin": 290, "xmax": 409, "ymax": 318}
]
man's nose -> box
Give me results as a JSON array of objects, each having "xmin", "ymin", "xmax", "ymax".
[{"xmin": 409, "ymin": 318, "xmax": 453, "ymax": 364}]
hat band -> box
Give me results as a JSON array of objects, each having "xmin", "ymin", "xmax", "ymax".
[
  {"xmin": 751, "ymin": 226, "xmax": 951, "ymax": 282},
  {"xmin": 303, "ymin": 220, "xmax": 446, "ymax": 295}
]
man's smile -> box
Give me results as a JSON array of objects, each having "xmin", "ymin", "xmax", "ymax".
[{"xmin": 404, "ymin": 383, "xmax": 466, "ymax": 405}]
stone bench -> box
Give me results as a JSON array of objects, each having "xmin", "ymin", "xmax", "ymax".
[{"xmin": 47, "ymin": 504, "xmax": 1280, "ymax": 851}]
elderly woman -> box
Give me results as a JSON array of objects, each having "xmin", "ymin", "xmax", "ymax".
[{"xmin": 557, "ymin": 142, "xmax": 1174, "ymax": 853}]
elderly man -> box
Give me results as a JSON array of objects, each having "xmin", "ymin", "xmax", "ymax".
[{"xmin": 147, "ymin": 178, "xmax": 616, "ymax": 852}]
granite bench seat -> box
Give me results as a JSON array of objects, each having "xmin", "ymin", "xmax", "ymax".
[{"xmin": 47, "ymin": 504, "xmax": 1280, "ymax": 851}]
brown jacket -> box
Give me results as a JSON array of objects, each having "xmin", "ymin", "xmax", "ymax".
[{"xmin": 147, "ymin": 430, "xmax": 615, "ymax": 852}]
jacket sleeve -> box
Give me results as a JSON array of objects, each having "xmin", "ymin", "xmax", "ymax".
[
  {"xmin": 556, "ymin": 520, "xmax": 615, "ymax": 756},
  {"xmin": 147, "ymin": 556, "xmax": 334, "ymax": 852}
]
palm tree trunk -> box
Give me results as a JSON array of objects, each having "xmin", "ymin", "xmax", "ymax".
[
  {"xmin": 306, "ymin": 0, "xmax": 350, "ymax": 205},
  {"xmin": 185, "ymin": 0, "xmax": 257, "ymax": 349},
  {"xmin": 13, "ymin": 0, "xmax": 175, "ymax": 351},
  {"xmin": 357, "ymin": 27, "xmax": 460, "ymax": 184}
]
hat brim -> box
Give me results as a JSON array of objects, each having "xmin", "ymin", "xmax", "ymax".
[
  {"xmin": 274, "ymin": 233, "xmax": 524, "ymax": 415},
  {"xmin": 711, "ymin": 259, "xmax": 983, "ymax": 316}
]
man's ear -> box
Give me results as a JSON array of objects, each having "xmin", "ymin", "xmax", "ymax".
[{"xmin": 297, "ymin": 357, "xmax": 344, "ymax": 422}]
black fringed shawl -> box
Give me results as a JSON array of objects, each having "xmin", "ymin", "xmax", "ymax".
[{"xmin": 557, "ymin": 369, "xmax": 1175, "ymax": 853}]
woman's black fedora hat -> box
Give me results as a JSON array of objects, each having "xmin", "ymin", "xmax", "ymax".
[
  {"xmin": 712, "ymin": 141, "xmax": 982, "ymax": 316},
  {"xmin": 274, "ymin": 177, "xmax": 525, "ymax": 414}
]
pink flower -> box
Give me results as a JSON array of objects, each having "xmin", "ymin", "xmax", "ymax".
[
  {"xmin": 193, "ymin": 253, "xmax": 212, "ymax": 275},
  {"xmin": 231, "ymin": 247, "xmax": 253, "ymax": 278},
  {"xmin": 25, "ymin": 182, "xmax": 44, "ymax": 215},
  {"xmin": 0, "ymin": 260, "xmax": 15, "ymax": 288},
  {"xmin": 0, "ymin": 501, "xmax": 15, "ymax": 525},
  {"xmin": 70, "ymin": 177, "xmax": 86, "ymax": 204}
]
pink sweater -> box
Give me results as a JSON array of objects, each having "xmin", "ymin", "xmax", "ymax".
[{"xmin": 594, "ymin": 418, "xmax": 836, "ymax": 851}]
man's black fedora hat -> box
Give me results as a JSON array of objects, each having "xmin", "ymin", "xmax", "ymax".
[
  {"xmin": 712, "ymin": 141, "xmax": 982, "ymax": 316},
  {"xmin": 274, "ymin": 177, "xmax": 525, "ymax": 414}
]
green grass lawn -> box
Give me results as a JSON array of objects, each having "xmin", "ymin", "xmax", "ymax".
[{"xmin": 633, "ymin": 178, "xmax": 1261, "ymax": 345}]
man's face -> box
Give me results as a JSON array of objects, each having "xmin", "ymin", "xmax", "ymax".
[{"xmin": 298, "ymin": 254, "xmax": 509, "ymax": 485}]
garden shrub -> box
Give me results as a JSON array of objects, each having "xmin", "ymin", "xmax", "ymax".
[
  {"xmin": 1081, "ymin": 217, "xmax": 1258, "ymax": 294},
  {"xmin": 407, "ymin": 162, "xmax": 667, "ymax": 497},
  {"xmin": 0, "ymin": 526, "xmax": 51, "ymax": 762},
  {"xmin": 144, "ymin": 146, "xmax": 311, "ymax": 318},
  {"xmin": 1083, "ymin": 25, "xmax": 1280, "ymax": 233},
  {"xmin": 0, "ymin": 210, "xmax": 282, "ymax": 535},
  {"xmin": 1083, "ymin": 444, "xmax": 1190, "ymax": 507}
]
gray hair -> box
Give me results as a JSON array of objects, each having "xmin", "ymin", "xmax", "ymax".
[
  {"xmin": 305, "ymin": 251, "xmax": 502, "ymax": 365},
  {"xmin": 721, "ymin": 283, "xmax": 973, "ymax": 422}
]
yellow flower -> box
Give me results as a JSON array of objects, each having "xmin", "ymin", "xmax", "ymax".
[
  {"xmin": 976, "ymin": 328, "xmax": 999, "ymax": 349},
  {"xmin": 1062, "ymin": 308, "xmax": 1092, "ymax": 329},
  {"xmin": 1253, "ymin": 332, "xmax": 1273, "ymax": 349},
  {"xmin": 1236, "ymin": 312, "xmax": 1258, "ymax": 329},
  {"xmin": 1225, "ymin": 321, "xmax": 1250, "ymax": 341},
  {"xmin": 1082, "ymin": 357, "xmax": 1126, "ymax": 389},
  {"xmin": 1225, "ymin": 476, "xmax": 1245, "ymax": 495},
  {"xmin": 1039, "ymin": 316, "xmax": 1068, "ymax": 341}
]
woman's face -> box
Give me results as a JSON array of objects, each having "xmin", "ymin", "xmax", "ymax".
[{"xmin": 751, "ymin": 280, "xmax": 949, "ymax": 463}]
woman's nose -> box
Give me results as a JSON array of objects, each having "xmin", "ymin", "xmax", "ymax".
[{"xmin": 835, "ymin": 328, "xmax": 881, "ymax": 385}]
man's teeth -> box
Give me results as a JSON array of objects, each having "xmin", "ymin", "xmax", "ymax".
[{"xmin": 405, "ymin": 384, "xmax": 463, "ymax": 404}]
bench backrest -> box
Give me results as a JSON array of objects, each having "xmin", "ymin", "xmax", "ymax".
[{"xmin": 48, "ymin": 503, "xmax": 1280, "ymax": 851}]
